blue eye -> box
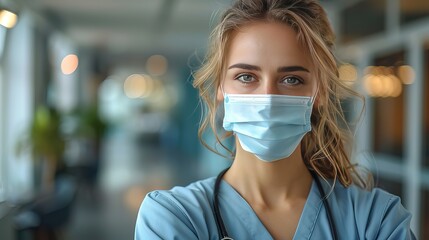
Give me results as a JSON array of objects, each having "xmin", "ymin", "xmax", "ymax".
[
  {"xmin": 235, "ymin": 74, "xmax": 256, "ymax": 84},
  {"xmin": 281, "ymin": 76, "xmax": 302, "ymax": 85}
]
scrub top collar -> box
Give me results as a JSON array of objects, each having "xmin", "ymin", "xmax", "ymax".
[{"xmin": 218, "ymin": 179, "xmax": 323, "ymax": 240}]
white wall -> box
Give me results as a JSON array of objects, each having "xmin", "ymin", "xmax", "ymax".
[
  {"xmin": 0, "ymin": 28, "xmax": 5, "ymax": 202},
  {"xmin": 2, "ymin": 11, "xmax": 35, "ymax": 202}
]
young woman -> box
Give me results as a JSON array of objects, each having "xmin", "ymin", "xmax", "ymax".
[{"xmin": 135, "ymin": 0, "xmax": 415, "ymax": 239}]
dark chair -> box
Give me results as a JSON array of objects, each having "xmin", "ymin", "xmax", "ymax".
[{"xmin": 14, "ymin": 175, "xmax": 77, "ymax": 240}]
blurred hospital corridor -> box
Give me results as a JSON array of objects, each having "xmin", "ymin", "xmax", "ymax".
[{"xmin": 1, "ymin": 0, "xmax": 429, "ymax": 239}]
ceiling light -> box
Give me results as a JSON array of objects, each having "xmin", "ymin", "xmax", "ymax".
[{"xmin": 0, "ymin": 9, "xmax": 17, "ymax": 29}]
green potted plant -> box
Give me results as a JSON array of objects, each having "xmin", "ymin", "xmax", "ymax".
[{"xmin": 17, "ymin": 105, "xmax": 65, "ymax": 191}]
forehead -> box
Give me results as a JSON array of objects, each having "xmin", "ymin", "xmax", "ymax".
[{"xmin": 225, "ymin": 21, "xmax": 313, "ymax": 69}]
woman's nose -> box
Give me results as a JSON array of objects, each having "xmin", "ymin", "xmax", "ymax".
[{"xmin": 260, "ymin": 81, "xmax": 280, "ymax": 94}]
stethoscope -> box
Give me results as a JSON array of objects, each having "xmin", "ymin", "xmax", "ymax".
[{"xmin": 212, "ymin": 168, "xmax": 338, "ymax": 240}]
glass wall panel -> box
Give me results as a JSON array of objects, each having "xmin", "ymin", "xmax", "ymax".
[
  {"xmin": 400, "ymin": 0, "xmax": 429, "ymax": 25},
  {"xmin": 372, "ymin": 51, "xmax": 406, "ymax": 159},
  {"xmin": 340, "ymin": 0, "xmax": 386, "ymax": 43},
  {"xmin": 423, "ymin": 47, "xmax": 429, "ymax": 168}
]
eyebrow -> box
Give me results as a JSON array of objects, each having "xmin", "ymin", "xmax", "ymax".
[
  {"xmin": 228, "ymin": 63, "xmax": 310, "ymax": 73},
  {"xmin": 278, "ymin": 66, "xmax": 310, "ymax": 73},
  {"xmin": 228, "ymin": 63, "xmax": 261, "ymax": 71}
]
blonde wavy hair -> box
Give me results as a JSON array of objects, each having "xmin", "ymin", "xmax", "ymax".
[{"xmin": 193, "ymin": 0, "xmax": 371, "ymax": 189}]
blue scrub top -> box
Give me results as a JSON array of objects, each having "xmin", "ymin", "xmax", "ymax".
[{"xmin": 135, "ymin": 176, "xmax": 414, "ymax": 239}]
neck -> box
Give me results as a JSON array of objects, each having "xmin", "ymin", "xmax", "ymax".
[{"xmin": 224, "ymin": 139, "xmax": 312, "ymax": 208}]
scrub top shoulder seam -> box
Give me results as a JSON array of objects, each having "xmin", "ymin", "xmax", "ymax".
[{"xmin": 154, "ymin": 190, "xmax": 198, "ymax": 234}]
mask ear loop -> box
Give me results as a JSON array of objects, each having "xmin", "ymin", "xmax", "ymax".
[
  {"xmin": 310, "ymin": 81, "xmax": 320, "ymax": 106},
  {"xmin": 220, "ymin": 82, "xmax": 226, "ymax": 96}
]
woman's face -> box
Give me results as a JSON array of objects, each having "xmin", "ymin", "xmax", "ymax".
[{"xmin": 218, "ymin": 21, "xmax": 317, "ymax": 100}]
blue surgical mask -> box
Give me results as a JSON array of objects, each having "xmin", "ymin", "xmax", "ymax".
[{"xmin": 223, "ymin": 93, "xmax": 313, "ymax": 162}]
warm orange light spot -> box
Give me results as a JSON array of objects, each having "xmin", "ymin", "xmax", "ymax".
[
  {"xmin": 398, "ymin": 65, "xmax": 415, "ymax": 85},
  {"xmin": 61, "ymin": 54, "xmax": 79, "ymax": 75},
  {"xmin": 123, "ymin": 74, "xmax": 154, "ymax": 99}
]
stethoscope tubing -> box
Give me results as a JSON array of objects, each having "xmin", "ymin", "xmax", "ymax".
[
  {"xmin": 213, "ymin": 168, "xmax": 230, "ymax": 239},
  {"xmin": 212, "ymin": 168, "xmax": 338, "ymax": 240}
]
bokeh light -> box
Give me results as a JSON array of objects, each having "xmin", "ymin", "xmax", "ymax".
[
  {"xmin": 146, "ymin": 55, "xmax": 168, "ymax": 76},
  {"xmin": 123, "ymin": 74, "xmax": 154, "ymax": 99},
  {"xmin": 61, "ymin": 54, "xmax": 79, "ymax": 75},
  {"xmin": 0, "ymin": 9, "xmax": 18, "ymax": 29},
  {"xmin": 398, "ymin": 65, "xmax": 415, "ymax": 85},
  {"xmin": 363, "ymin": 67, "xmax": 403, "ymax": 98},
  {"xmin": 389, "ymin": 74, "xmax": 403, "ymax": 97}
]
